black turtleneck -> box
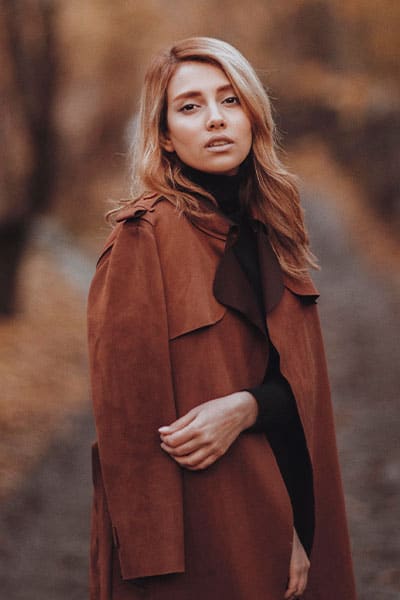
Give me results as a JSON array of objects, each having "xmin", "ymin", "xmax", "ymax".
[
  {"xmin": 183, "ymin": 164, "xmax": 315, "ymax": 558},
  {"xmin": 181, "ymin": 164, "xmax": 245, "ymax": 218}
]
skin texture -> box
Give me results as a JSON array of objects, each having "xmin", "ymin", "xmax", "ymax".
[
  {"xmin": 160, "ymin": 61, "xmax": 310, "ymax": 598},
  {"xmin": 163, "ymin": 61, "xmax": 253, "ymax": 175},
  {"xmin": 284, "ymin": 529, "xmax": 311, "ymax": 599},
  {"xmin": 159, "ymin": 391, "xmax": 259, "ymax": 471}
]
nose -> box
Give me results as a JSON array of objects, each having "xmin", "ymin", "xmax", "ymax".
[{"xmin": 206, "ymin": 105, "xmax": 226, "ymax": 130}]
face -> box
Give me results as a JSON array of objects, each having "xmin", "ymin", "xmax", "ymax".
[{"xmin": 163, "ymin": 61, "xmax": 252, "ymax": 176}]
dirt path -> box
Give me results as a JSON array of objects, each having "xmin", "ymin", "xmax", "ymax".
[
  {"xmin": 0, "ymin": 411, "xmax": 94, "ymax": 599},
  {"xmin": 0, "ymin": 196, "xmax": 399, "ymax": 599},
  {"xmin": 303, "ymin": 189, "xmax": 400, "ymax": 599}
]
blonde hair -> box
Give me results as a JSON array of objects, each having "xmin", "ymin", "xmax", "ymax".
[{"xmin": 108, "ymin": 36, "xmax": 318, "ymax": 277}]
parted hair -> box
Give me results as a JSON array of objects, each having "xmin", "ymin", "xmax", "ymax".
[{"xmin": 107, "ymin": 36, "xmax": 318, "ymax": 277}]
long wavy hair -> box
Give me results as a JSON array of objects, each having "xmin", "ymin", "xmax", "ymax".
[{"xmin": 107, "ymin": 37, "xmax": 318, "ymax": 277}]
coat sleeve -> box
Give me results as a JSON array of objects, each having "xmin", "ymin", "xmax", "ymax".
[{"xmin": 87, "ymin": 216, "xmax": 185, "ymax": 580}]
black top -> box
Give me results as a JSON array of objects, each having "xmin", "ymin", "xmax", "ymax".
[{"xmin": 182, "ymin": 164, "xmax": 315, "ymax": 557}]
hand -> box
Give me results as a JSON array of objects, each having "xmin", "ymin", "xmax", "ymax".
[
  {"xmin": 284, "ymin": 528, "xmax": 310, "ymax": 599},
  {"xmin": 158, "ymin": 391, "xmax": 258, "ymax": 471}
]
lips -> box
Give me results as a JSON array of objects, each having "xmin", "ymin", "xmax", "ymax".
[{"xmin": 205, "ymin": 135, "xmax": 234, "ymax": 148}]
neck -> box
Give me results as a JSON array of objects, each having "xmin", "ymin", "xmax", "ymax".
[{"xmin": 181, "ymin": 164, "xmax": 246, "ymax": 219}]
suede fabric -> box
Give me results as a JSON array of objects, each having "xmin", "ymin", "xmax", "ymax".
[{"xmin": 87, "ymin": 194, "xmax": 357, "ymax": 599}]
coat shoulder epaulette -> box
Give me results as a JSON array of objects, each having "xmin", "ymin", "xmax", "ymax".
[
  {"xmin": 114, "ymin": 194, "xmax": 163, "ymax": 223},
  {"xmin": 95, "ymin": 196, "xmax": 170, "ymax": 267}
]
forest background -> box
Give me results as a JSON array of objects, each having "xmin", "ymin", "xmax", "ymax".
[{"xmin": 0, "ymin": 1, "xmax": 399, "ymax": 598}]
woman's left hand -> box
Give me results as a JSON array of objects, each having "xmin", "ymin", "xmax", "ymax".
[
  {"xmin": 158, "ymin": 391, "xmax": 258, "ymax": 470},
  {"xmin": 284, "ymin": 528, "xmax": 310, "ymax": 599}
]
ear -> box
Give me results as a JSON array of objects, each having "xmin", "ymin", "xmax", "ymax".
[{"xmin": 161, "ymin": 132, "xmax": 174, "ymax": 153}]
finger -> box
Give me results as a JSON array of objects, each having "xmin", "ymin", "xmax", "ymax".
[
  {"xmin": 160, "ymin": 422, "xmax": 199, "ymax": 447},
  {"xmin": 284, "ymin": 568, "xmax": 307, "ymax": 599},
  {"xmin": 185, "ymin": 453, "xmax": 218, "ymax": 470},
  {"xmin": 297, "ymin": 571, "xmax": 308, "ymax": 595},
  {"xmin": 284, "ymin": 589, "xmax": 298, "ymax": 600},
  {"xmin": 158, "ymin": 409, "xmax": 196, "ymax": 435},
  {"xmin": 160, "ymin": 438, "xmax": 202, "ymax": 457},
  {"xmin": 284, "ymin": 579, "xmax": 299, "ymax": 599},
  {"xmin": 177, "ymin": 447, "xmax": 223, "ymax": 471},
  {"xmin": 297, "ymin": 557, "xmax": 310, "ymax": 593},
  {"xmin": 171, "ymin": 447, "xmax": 212, "ymax": 469}
]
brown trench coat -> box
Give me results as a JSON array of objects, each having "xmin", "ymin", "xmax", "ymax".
[{"xmin": 87, "ymin": 194, "xmax": 357, "ymax": 599}]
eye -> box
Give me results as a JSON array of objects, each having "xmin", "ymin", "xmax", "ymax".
[
  {"xmin": 223, "ymin": 96, "xmax": 240, "ymax": 105},
  {"xmin": 179, "ymin": 103, "xmax": 197, "ymax": 112}
]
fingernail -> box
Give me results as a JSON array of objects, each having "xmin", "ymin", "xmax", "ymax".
[{"xmin": 158, "ymin": 426, "xmax": 169, "ymax": 432}]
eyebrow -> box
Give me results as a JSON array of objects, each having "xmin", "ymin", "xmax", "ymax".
[{"xmin": 172, "ymin": 83, "xmax": 235, "ymax": 104}]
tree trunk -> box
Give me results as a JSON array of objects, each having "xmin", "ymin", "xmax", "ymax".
[{"xmin": 0, "ymin": 0, "xmax": 58, "ymax": 315}]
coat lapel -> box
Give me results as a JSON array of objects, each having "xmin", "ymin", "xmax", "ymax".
[
  {"xmin": 212, "ymin": 219, "xmax": 285, "ymax": 338},
  {"xmin": 213, "ymin": 225, "xmax": 268, "ymax": 336}
]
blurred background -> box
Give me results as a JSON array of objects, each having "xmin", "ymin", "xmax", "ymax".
[{"xmin": 0, "ymin": 1, "xmax": 399, "ymax": 598}]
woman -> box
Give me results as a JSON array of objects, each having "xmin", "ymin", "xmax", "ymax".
[{"xmin": 87, "ymin": 37, "xmax": 357, "ymax": 599}]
